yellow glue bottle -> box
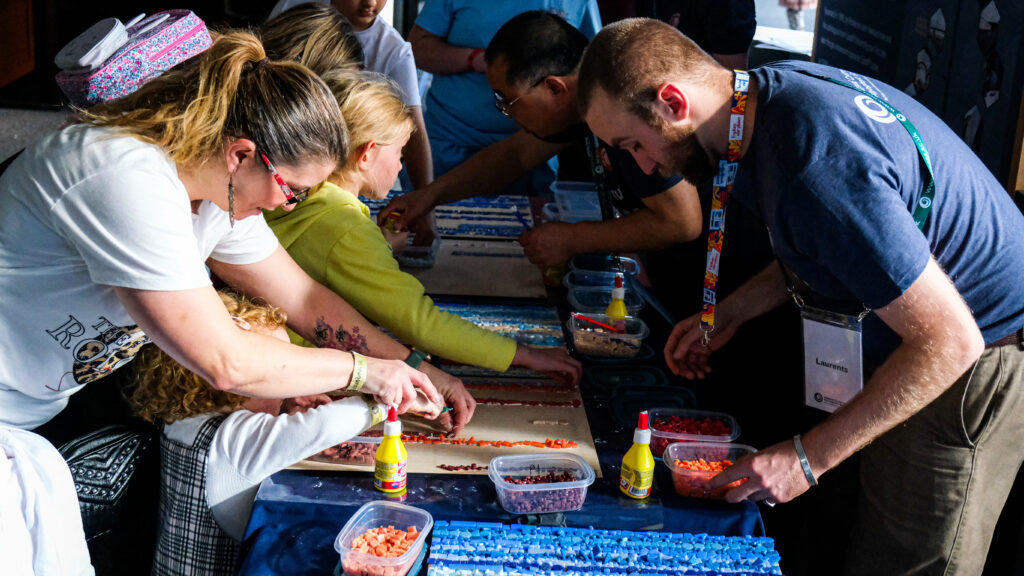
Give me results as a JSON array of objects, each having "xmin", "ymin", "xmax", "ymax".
[
  {"xmin": 374, "ymin": 405, "xmax": 407, "ymax": 492},
  {"xmin": 605, "ymin": 273, "xmax": 628, "ymax": 321},
  {"xmin": 620, "ymin": 410, "xmax": 654, "ymax": 499}
]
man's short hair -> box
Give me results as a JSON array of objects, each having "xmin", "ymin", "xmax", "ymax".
[
  {"xmin": 579, "ymin": 18, "xmax": 720, "ymax": 122},
  {"xmin": 485, "ymin": 10, "xmax": 589, "ymax": 87}
]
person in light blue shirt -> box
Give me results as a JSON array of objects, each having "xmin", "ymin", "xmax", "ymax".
[{"xmin": 410, "ymin": 0, "xmax": 600, "ymax": 193}]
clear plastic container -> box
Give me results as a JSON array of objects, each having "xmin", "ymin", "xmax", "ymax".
[
  {"xmin": 551, "ymin": 181, "xmax": 602, "ymax": 222},
  {"xmin": 649, "ymin": 408, "xmax": 741, "ymax": 457},
  {"xmin": 334, "ymin": 501, "xmax": 433, "ymax": 576},
  {"xmin": 663, "ymin": 441, "xmax": 757, "ymax": 500},
  {"xmin": 567, "ymin": 313, "xmax": 649, "ymax": 358},
  {"xmin": 568, "ymin": 253, "xmax": 640, "ymax": 276},
  {"xmin": 568, "ymin": 285, "xmax": 645, "ymax": 315},
  {"xmin": 562, "ymin": 269, "xmax": 622, "ymax": 291},
  {"xmin": 541, "ymin": 202, "xmax": 560, "ymax": 223},
  {"xmin": 488, "ymin": 453, "xmax": 595, "ymax": 515}
]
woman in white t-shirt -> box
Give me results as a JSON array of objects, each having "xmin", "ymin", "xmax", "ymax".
[{"xmin": 0, "ymin": 31, "xmax": 444, "ymax": 575}]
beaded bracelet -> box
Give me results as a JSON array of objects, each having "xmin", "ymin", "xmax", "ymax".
[
  {"xmin": 347, "ymin": 351, "xmax": 367, "ymax": 392},
  {"xmin": 793, "ymin": 434, "xmax": 817, "ymax": 487}
]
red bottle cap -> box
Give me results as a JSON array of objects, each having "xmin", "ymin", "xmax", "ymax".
[
  {"xmin": 638, "ymin": 410, "xmax": 648, "ymax": 430},
  {"xmin": 388, "ymin": 405, "xmax": 398, "ymax": 422},
  {"xmin": 614, "ymin": 274, "xmax": 624, "ymax": 289}
]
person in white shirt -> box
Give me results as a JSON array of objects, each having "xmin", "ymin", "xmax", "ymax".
[
  {"xmin": 0, "ymin": 31, "xmax": 447, "ymax": 574},
  {"xmin": 125, "ymin": 291, "xmax": 439, "ymax": 575},
  {"xmin": 268, "ymin": 0, "xmax": 434, "ymax": 190}
]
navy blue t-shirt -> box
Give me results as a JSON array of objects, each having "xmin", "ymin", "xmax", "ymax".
[{"xmin": 737, "ymin": 61, "xmax": 1024, "ymax": 346}]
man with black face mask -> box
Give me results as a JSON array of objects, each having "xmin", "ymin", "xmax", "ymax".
[{"xmin": 379, "ymin": 10, "xmax": 706, "ymax": 276}]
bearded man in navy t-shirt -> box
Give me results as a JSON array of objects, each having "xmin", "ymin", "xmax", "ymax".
[{"xmin": 580, "ymin": 18, "xmax": 1024, "ymax": 575}]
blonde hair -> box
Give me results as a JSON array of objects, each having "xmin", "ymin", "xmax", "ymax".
[
  {"xmin": 80, "ymin": 31, "xmax": 347, "ymax": 169},
  {"xmin": 126, "ymin": 292, "xmax": 287, "ymax": 424},
  {"xmin": 320, "ymin": 70, "xmax": 413, "ymax": 179},
  {"xmin": 578, "ymin": 18, "xmax": 724, "ymax": 126},
  {"xmin": 262, "ymin": 3, "xmax": 365, "ymax": 74}
]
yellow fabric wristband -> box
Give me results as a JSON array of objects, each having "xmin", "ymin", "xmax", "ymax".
[
  {"xmin": 347, "ymin": 351, "xmax": 367, "ymax": 392},
  {"xmin": 361, "ymin": 396, "xmax": 386, "ymax": 425}
]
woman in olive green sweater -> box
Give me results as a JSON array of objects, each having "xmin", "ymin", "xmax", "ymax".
[{"xmin": 265, "ymin": 71, "xmax": 582, "ymax": 432}]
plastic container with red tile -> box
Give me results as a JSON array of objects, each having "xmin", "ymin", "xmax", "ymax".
[
  {"xmin": 488, "ymin": 453, "xmax": 595, "ymax": 515},
  {"xmin": 334, "ymin": 501, "xmax": 432, "ymax": 576},
  {"xmin": 663, "ymin": 441, "xmax": 756, "ymax": 500},
  {"xmin": 648, "ymin": 408, "xmax": 741, "ymax": 457}
]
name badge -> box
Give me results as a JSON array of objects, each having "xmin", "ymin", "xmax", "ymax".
[{"xmin": 802, "ymin": 307, "xmax": 863, "ymax": 412}]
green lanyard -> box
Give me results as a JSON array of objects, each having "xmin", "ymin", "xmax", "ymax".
[{"xmin": 801, "ymin": 71, "xmax": 935, "ymax": 230}]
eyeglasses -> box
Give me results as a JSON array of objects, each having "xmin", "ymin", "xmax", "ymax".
[
  {"xmin": 493, "ymin": 77, "xmax": 546, "ymax": 117},
  {"xmin": 259, "ymin": 151, "xmax": 310, "ymax": 205}
]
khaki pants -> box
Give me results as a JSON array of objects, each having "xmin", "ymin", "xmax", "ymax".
[{"xmin": 846, "ymin": 344, "xmax": 1024, "ymax": 575}]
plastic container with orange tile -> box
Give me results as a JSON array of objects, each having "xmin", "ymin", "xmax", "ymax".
[
  {"xmin": 663, "ymin": 441, "xmax": 757, "ymax": 500},
  {"xmin": 648, "ymin": 408, "xmax": 741, "ymax": 457},
  {"xmin": 334, "ymin": 501, "xmax": 433, "ymax": 576}
]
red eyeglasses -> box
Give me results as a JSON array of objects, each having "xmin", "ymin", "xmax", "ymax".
[{"xmin": 259, "ymin": 152, "xmax": 311, "ymax": 205}]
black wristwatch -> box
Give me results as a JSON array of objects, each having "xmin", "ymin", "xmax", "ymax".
[{"xmin": 404, "ymin": 348, "xmax": 430, "ymax": 369}]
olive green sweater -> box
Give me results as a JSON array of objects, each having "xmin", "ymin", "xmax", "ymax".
[{"xmin": 264, "ymin": 182, "xmax": 516, "ymax": 370}]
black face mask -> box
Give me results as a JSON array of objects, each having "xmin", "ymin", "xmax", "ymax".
[{"xmin": 534, "ymin": 122, "xmax": 592, "ymax": 144}]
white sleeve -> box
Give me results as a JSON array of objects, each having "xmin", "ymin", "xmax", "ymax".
[
  {"xmin": 208, "ymin": 212, "xmax": 280, "ymax": 266},
  {"xmin": 51, "ymin": 167, "xmax": 209, "ymax": 290},
  {"xmin": 205, "ymin": 396, "xmax": 375, "ymax": 531}
]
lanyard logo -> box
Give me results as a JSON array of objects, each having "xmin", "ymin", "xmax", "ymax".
[{"xmin": 854, "ymin": 94, "xmax": 897, "ymax": 124}]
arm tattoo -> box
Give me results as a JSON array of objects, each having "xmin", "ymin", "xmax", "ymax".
[{"xmin": 311, "ymin": 316, "xmax": 370, "ymax": 354}]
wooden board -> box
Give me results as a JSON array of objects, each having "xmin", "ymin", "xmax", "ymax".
[
  {"xmin": 293, "ymin": 378, "xmax": 601, "ymax": 477},
  {"xmin": 402, "ymin": 239, "xmax": 546, "ymax": 299}
]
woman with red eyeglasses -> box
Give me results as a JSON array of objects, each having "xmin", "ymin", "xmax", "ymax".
[{"xmin": 0, "ymin": 31, "xmax": 443, "ymax": 574}]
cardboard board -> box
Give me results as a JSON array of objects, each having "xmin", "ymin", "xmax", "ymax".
[{"xmin": 294, "ymin": 379, "xmax": 602, "ymax": 477}]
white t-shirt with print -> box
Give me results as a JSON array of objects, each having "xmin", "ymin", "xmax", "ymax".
[{"xmin": 0, "ymin": 125, "xmax": 279, "ymax": 429}]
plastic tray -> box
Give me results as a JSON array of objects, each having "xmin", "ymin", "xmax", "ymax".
[
  {"xmin": 608, "ymin": 389, "xmax": 696, "ymax": 429},
  {"xmin": 649, "ymin": 407, "xmax": 741, "ymax": 457},
  {"xmin": 551, "ymin": 181, "xmax": 602, "ymax": 222},
  {"xmin": 563, "ymin": 269, "xmax": 624, "ymax": 291},
  {"xmin": 488, "ymin": 453, "xmax": 595, "ymax": 515},
  {"xmin": 568, "ymin": 285, "xmax": 645, "ymax": 315},
  {"xmin": 568, "ymin": 253, "xmax": 640, "ymax": 275},
  {"xmin": 567, "ymin": 313, "xmax": 649, "ymax": 358},
  {"xmin": 663, "ymin": 441, "xmax": 757, "ymax": 500},
  {"xmin": 584, "ymin": 365, "xmax": 668, "ymax": 393},
  {"xmin": 334, "ymin": 501, "xmax": 433, "ymax": 576}
]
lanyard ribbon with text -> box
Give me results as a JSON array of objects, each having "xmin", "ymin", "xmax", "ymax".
[
  {"xmin": 699, "ymin": 71, "xmax": 749, "ymax": 345},
  {"xmin": 699, "ymin": 70, "xmax": 937, "ymax": 346}
]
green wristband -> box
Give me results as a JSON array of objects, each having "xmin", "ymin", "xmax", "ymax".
[
  {"xmin": 404, "ymin": 348, "xmax": 430, "ymax": 369},
  {"xmin": 347, "ymin": 351, "xmax": 367, "ymax": 392},
  {"xmin": 793, "ymin": 434, "xmax": 817, "ymax": 487}
]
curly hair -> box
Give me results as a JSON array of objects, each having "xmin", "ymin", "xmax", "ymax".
[{"xmin": 126, "ymin": 291, "xmax": 287, "ymax": 424}]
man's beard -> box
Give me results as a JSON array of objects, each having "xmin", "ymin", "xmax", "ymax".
[{"xmin": 657, "ymin": 123, "xmax": 718, "ymax": 186}]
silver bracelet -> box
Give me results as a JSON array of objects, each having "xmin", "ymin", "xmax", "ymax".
[{"xmin": 793, "ymin": 434, "xmax": 817, "ymax": 487}]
